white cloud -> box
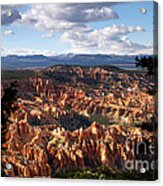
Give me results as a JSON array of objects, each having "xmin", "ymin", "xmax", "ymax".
[
  {"xmin": 3, "ymin": 48, "xmax": 57, "ymax": 56},
  {"xmin": 2, "ymin": 3, "xmax": 153, "ymax": 55},
  {"xmin": 1, "ymin": 5, "xmax": 21, "ymax": 25},
  {"xmin": 1, "ymin": 48, "xmax": 5, "ymax": 56},
  {"xmin": 61, "ymin": 24, "xmax": 152, "ymax": 55},
  {"xmin": 4, "ymin": 29, "xmax": 14, "ymax": 35},
  {"xmin": 20, "ymin": 3, "xmax": 118, "ymax": 34}
]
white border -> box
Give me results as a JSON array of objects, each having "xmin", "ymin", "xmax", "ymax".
[
  {"xmin": 0, "ymin": 0, "xmax": 163, "ymax": 186},
  {"xmin": 0, "ymin": 0, "xmax": 157, "ymax": 4}
]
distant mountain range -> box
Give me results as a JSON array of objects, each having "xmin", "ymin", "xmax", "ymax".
[{"xmin": 1, "ymin": 54, "xmax": 144, "ymax": 70}]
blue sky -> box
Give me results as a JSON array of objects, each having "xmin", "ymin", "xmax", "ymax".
[{"xmin": 1, "ymin": 1, "xmax": 155, "ymax": 56}]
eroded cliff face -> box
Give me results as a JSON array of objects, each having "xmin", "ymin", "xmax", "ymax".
[
  {"xmin": 2, "ymin": 66, "xmax": 155, "ymax": 128},
  {"xmin": 1, "ymin": 66, "xmax": 156, "ymax": 178},
  {"xmin": 2, "ymin": 121, "xmax": 154, "ymax": 177}
]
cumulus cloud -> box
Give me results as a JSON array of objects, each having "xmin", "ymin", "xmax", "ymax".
[
  {"xmin": 4, "ymin": 29, "xmax": 14, "ymax": 35},
  {"xmin": 1, "ymin": 5, "xmax": 21, "ymax": 25},
  {"xmin": 20, "ymin": 3, "xmax": 118, "ymax": 33},
  {"xmin": 1, "ymin": 3, "xmax": 152, "ymax": 55},
  {"xmin": 61, "ymin": 24, "xmax": 152, "ymax": 55}
]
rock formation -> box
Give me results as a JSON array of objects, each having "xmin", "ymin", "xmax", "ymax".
[{"xmin": 2, "ymin": 121, "xmax": 155, "ymax": 177}]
